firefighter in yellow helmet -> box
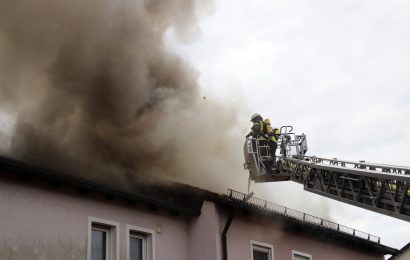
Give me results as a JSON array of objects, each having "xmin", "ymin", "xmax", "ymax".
[
  {"xmin": 263, "ymin": 118, "xmax": 279, "ymax": 166},
  {"xmin": 246, "ymin": 114, "xmax": 279, "ymax": 171}
]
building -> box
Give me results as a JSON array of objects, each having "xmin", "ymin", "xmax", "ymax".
[
  {"xmin": 0, "ymin": 156, "xmax": 400, "ymax": 260},
  {"xmin": 389, "ymin": 242, "xmax": 410, "ymax": 260}
]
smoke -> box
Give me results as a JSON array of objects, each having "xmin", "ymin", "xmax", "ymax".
[
  {"xmin": 0, "ymin": 0, "xmax": 248, "ymax": 192},
  {"xmin": 0, "ymin": 0, "xmax": 335, "ymax": 222}
]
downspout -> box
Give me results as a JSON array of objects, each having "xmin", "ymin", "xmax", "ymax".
[{"xmin": 222, "ymin": 212, "xmax": 234, "ymax": 260}]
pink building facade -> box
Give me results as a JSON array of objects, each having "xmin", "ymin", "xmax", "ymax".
[{"xmin": 0, "ymin": 157, "xmax": 399, "ymax": 260}]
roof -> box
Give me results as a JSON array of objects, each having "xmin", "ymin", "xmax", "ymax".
[
  {"xmin": 0, "ymin": 156, "xmax": 210, "ymax": 216},
  {"xmin": 0, "ymin": 156, "xmax": 400, "ymax": 256},
  {"xmin": 216, "ymin": 189, "xmax": 400, "ymax": 256}
]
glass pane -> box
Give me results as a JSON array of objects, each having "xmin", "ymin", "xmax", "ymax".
[
  {"xmin": 92, "ymin": 229, "xmax": 106, "ymax": 260},
  {"xmin": 253, "ymin": 250, "xmax": 269, "ymax": 260},
  {"xmin": 130, "ymin": 237, "xmax": 143, "ymax": 260}
]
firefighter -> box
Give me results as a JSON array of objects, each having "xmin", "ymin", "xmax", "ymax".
[
  {"xmin": 272, "ymin": 127, "xmax": 281, "ymax": 161},
  {"xmin": 263, "ymin": 118, "xmax": 273, "ymax": 135},
  {"xmin": 246, "ymin": 114, "xmax": 275, "ymax": 172},
  {"xmin": 264, "ymin": 119, "xmax": 279, "ymax": 167},
  {"xmin": 246, "ymin": 113, "xmax": 266, "ymax": 140}
]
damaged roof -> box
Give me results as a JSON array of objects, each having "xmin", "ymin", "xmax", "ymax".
[{"xmin": 0, "ymin": 156, "xmax": 400, "ymax": 256}]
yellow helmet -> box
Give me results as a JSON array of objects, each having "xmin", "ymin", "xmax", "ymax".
[{"xmin": 264, "ymin": 118, "xmax": 271, "ymax": 125}]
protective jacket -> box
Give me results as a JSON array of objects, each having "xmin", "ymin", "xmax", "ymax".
[{"xmin": 247, "ymin": 121, "xmax": 268, "ymax": 140}]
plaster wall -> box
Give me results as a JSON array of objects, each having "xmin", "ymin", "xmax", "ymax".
[
  {"xmin": 188, "ymin": 201, "xmax": 222, "ymax": 260},
  {"xmin": 225, "ymin": 214, "xmax": 384, "ymax": 260},
  {"xmin": 0, "ymin": 178, "xmax": 189, "ymax": 260},
  {"xmin": 394, "ymin": 248, "xmax": 410, "ymax": 260}
]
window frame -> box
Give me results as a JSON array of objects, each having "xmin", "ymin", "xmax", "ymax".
[
  {"xmin": 250, "ymin": 240, "xmax": 274, "ymax": 260},
  {"xmin": 292, "ymin": 250, "xmax": 312, "ymax": 260},
  {"xmin": 126, "ymin": 224, "xmax": 155, "ymax": 260},
  {"xmin": 88, "ymin": 217, "xmax": 120, "ymax": 260}
]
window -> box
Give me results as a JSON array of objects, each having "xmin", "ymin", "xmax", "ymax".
[
  {"xmin": 130, "ymin": 232, "xmax": 146, "ymax": 260},
  {"xmin": 91, "ymin": 224, "xmax": 110, "ymax": 260},
  {"xmin": 127, "ymin": 225, "xmax": 154, "ymax": 260},
  {"xmin": 88, "ymin": 217, "xmax": 119, "ymax": 260},
  {"xmin": 251, "ymin": 241, "xmax": 274, "ymax": 260},
  {"xmin": 292, "ymin": 250, "xmax": 312, "ymax": 260}
]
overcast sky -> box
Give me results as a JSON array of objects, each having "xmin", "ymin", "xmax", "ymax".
[{"xmin": 168, "ymin": 0, "xmax": 410, "ymax": 250}]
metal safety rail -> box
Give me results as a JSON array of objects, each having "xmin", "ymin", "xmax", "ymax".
[
  {"xmin": 226, "ymin": 189, "xmax": 381, "ymax": 243},
  {"xmin": 279, "ymin": 156, "xmax": 410, "ymax": 222}
]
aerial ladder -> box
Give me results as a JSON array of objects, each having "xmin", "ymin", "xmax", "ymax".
[{"xmin": 243, "ymin": 126, "xmax": 410, "ymax": 222}]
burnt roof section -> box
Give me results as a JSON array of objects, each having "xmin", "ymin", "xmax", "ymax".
[{"xmin": 0, "ymin": 156, "xmax": 400, "ymax": 256}]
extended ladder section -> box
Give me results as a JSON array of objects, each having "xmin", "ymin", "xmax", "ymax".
[{"xmin": 254, "ymin": 156, "xmax": 410, "ymax": 221}]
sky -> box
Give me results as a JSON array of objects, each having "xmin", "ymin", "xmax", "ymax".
[{"xmin": 167, "ymin": 0, "xmax": 410, "ymax": 250}]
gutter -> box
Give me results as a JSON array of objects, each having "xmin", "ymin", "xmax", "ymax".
[{"xmin": 222, "ymin": 212, "xmax": 234, "ymax": 260}]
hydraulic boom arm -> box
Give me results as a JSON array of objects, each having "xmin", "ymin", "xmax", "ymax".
[
  {"xmin": 243, "ymin": 126, "xmax": 410, "ymax": 221},
  {"xmin": 257, "ymin": 156, "xmax": 410, "ymax": 221}
]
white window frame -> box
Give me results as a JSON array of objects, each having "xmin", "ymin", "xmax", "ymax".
[
  {"xmin": 292, "ymin": 250, "xmax": 312, "ymax": 260},
  {"xmin": 88, "ymin": 217, "xmax": 120, "ymax": 260},
  {"xmin": 250, "ymin": 240, "xmax": 274, "ymax": 260},
  {"xmin": 126, "ymin": 224, "xmax": 155, "ymax": 260}
]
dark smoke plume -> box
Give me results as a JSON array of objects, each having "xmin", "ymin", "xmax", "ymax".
[{"xmin": 0, "ymin": 0, "xmax": 246, "ymax": 191}]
